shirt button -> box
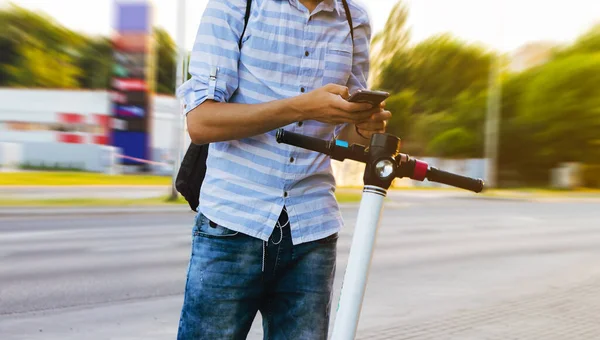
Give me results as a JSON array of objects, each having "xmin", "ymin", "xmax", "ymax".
[
  {"xmin": 300, "ymin": 87, "xmax": 305, "ymax": 93},
  {"xmin": 297, "ymin": 121, "xmax": 303, "ymax": 127},
  {"xmin": 284, "ymin": 191, "xmax": 289, "ymax": 198},
  {"xmin": 305, "ymin": 51, "xmax": 309, "ymax": 57},
  {"xmin": 290, "ymin": 157, "xmax": 295, "ymax": 163}
]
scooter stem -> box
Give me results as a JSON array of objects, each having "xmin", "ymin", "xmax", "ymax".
[{"xmin": 331, "ymin": 186, "xmax": 387, "ymax": 340}]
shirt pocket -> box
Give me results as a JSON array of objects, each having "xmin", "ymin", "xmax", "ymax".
[{"xmin": 321, "ymin": 47, "xmax": 353, "ymax": 87}]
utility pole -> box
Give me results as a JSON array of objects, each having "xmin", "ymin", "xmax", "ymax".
[
  {"xmin": 169, "ymin": 0, "xmax": 187, "ymax": 200},
  {"xmin": 483, "ymin": 0, "xmax": 504, "ymax": 190},
  {"xmin": 484, "ymin": 54, "xmax": 502, "ymax": 189}
]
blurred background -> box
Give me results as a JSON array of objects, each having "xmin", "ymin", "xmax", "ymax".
[
  {"xmin": 1, "ymin": 1, "xmax": 600, "ymax": 339},
  {"xmin": 0, "ymin": 0, "xmax": 598, "ymax": 190}
]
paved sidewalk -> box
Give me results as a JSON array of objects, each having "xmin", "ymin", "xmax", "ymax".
[{"xmin": 357, "ymin": 269, "xmax": 600, "ymax": 339}]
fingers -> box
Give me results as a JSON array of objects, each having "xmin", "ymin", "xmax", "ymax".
[
  {"xmin": 334, "ymin": 97, "xmax": 373, "ymax": 112},
  {"xmin": 353, "ymin": 109, "xmax": 391, "ymax": 121},
  {"xmin": 324, "ymin": 84, "xmax": 350, "ymax": 99},
  {"xmin": 356, "ymin": 110, "xmax": 391, "ymax": 131},
  {"xmin": 356, "ymin": 120, "xmax": 386, "ymax": 131},
  {"xmin": 372, "ymin": 109, "xmax": 392, "ymax": 121}
]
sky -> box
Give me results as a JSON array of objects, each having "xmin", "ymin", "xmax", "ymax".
[{"xmin": 1, "ymin": 0, "xmax": 599, "ymax": 52}]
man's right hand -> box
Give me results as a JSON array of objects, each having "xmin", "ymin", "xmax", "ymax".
[{"xmin": 290, "ymin": 84, "xmax": 380, "ymax": 125}]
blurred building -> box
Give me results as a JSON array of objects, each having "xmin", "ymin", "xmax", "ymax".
[
  {"xmin": 509, "ymin": 42, "xmax": 556, "ymax": 72},
  {"xmin": 0, "ymin": 89, "xmax": 180, "ymax": 167}
]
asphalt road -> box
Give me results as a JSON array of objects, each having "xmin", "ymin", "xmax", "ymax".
[{"xmin": 2, "ymin": 195, "xmax": 600, "ymax": 339}]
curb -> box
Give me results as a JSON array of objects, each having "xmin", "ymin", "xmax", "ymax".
[
  {"xmin": 0, "ymin": 205, "xmax": 193, "ymax": 217},
  {"xmin": 0, "ymin": 202, "xmax": 366, "ymax": 217}
]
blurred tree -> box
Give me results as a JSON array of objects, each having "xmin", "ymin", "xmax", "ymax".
[
  {"xmin": 379, "ymin": 34, "xmax": 493, "ymax": 114},
  {"xmin": 0, "ymin": 11, "xmax": 19, "ymax": 85},
  {"xmin": 426, "ymin": 127, "xmax": 477, "ymax": 158},
  {"xmin": 384, "ymin": 90, "xmax": 415, "ymax": 139},
  {"xmin": 154, "ymin": 27, "xmax": 177, "ymax": 95},
  {"xmin": 0, "ymin": 5, "xmax": 179, "ymax": 93},
  {"xmin": 0, "ymin": 5, "xmax": 83, "ymax": 88},
  {"xmin": 553, "ymin": 23, "xmax": 600, "ymax": 57},
  {"xmin": 496, "ymin": 70, "xmax": 542, "ymax": 185},
  {"xmin": 369, "ymin": 1, "xmax": 410, "ymax": 87},
  {"xmin": 519, "ymin": 54, "xmax": 600, "ymax": 168},
  {"xmin": 75, "ymin": 37, "xmax": 113, "ymax": 89}
]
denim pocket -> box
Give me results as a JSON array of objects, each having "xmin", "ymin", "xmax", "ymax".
[
  {"xmin": 193, "ymin": 213, "xmax": 239, "ymax": 238},
  {"xmin": 316, "ymin": 232, "xmax": 339, "ymax": 245},
  {"xmin": 321, "ymin": 48, "xmax": 353, "ymax": 86}
]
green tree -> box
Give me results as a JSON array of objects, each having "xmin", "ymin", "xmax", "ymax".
[
  {"xmin": 553, "ymin": 23, "xmax": 600, "ymax": 58},
  {"xmin": 384, "ymin": 90, "xmax": 415, "ymax": 139},
  {"xmin": 76, "ymin": 37, "xmax": 113, "ymax": 89},
  {"xmin": 0, "ymin": 5, "xmax": 84, "ymax": 88},
  {"xmin": 426, "ymin": 127, "xmax": 477, "ymax": 158},
  {"xmin": 380, "ymin": 34, "xmax": 493, "ymax": 114},
  {"xmin": 154, "ymin": 27, "xmax": 177, "ymax": 94},
  {"xmin": 369, "ymin": 1, "xmax": 410, "ymax": 87},
  {"xmin": 519, "ymin": 53, "xmax": 600, "ymax": 167}
]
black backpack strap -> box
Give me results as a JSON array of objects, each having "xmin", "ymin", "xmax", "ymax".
[
  {"xmin": 341, "ymin": 0, "xmax": 354, "ymax": 42},
  {"xmin": 238, "ymin": 0, "xmax": 252, "ymax": 49}
]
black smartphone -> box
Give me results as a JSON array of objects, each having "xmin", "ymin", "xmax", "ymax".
[{"xmin": 347, "ymin": 89, "xmax": 390, "ymax": 107}]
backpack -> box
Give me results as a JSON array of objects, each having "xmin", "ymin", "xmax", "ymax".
[{"xmin": 176, "ymin": 0, "xmax": 354, "ymax": 212}]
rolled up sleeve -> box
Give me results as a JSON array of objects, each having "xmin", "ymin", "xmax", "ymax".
[{"xmin": 176, "ymin": 0, "xmax": 247, "ymax": 115}]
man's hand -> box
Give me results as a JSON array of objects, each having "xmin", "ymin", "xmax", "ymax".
[
  {"xmin": 355, "ymin": 101, "xmax": 392, "ymax": 140},
  {"xmin": 290, "ymin": 84, "xmax": 381, "ymax": 125}
]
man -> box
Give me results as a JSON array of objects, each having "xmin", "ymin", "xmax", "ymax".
[{"xmin": 176, "ymin": 0, "xmax": 391, "ymax": 339}]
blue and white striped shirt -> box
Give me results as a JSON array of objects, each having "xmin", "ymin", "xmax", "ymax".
[{"xmin": 177, "ymin": 0, "xmax": 371, "ymax": 245}]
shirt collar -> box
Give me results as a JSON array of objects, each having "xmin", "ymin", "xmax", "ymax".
[
  {"xmin": 323, "ymin": 0, "xmax": 342, "ymax": 16},
  {"xmin": 277, "ymin": 0, "xmax": 342, "ymax": 16}
]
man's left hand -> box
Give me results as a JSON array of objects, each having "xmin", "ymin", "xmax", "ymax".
[{"xmin": 355, "ymin": 102, "xmax": 392, "ymax": 139}]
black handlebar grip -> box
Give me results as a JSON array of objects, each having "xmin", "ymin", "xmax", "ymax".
[
  {"xmin": 426, "ymin": 167, "xmax": 485, "ymax": 193},
  {"xmin": 276, "ymin": 129, "xmax": 331, "ymax": 155}
]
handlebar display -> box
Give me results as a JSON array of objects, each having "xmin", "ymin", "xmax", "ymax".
[{"xmin": 275, "ymin": 129, "xmax": 485, "ymax": 193}]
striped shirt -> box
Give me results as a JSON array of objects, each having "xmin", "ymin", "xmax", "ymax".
[{"xmin": 177, "ymin": 0, "xmax": 371, "ymax": 245}]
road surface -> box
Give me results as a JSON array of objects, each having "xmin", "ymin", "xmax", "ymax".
[{"xmin": 2, "ymin": 195, "xmax": 600, "ymax": 339}]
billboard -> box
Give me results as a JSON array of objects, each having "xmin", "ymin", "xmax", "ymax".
[{"xmin": 110, "ymin": 0, "xmax": 155, "ymax": 167}]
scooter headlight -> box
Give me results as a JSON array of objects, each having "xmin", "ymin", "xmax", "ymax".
[{"xmin": 375, "ymin": 159, "xmax": 395, "ymax": 180}]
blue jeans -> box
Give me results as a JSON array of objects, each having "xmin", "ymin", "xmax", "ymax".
[{"xmin": 177, "ymin": 209, "xmax": 338, "ymax": 340}]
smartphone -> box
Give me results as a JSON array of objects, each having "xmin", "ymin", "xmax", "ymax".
[{"xmin": 347, "ymin": 89, "xmax": 390, "ymax": 107}]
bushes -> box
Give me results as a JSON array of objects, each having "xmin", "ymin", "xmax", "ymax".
[{"xmin": 582, "ymin": 164, "xmax": 600, "ymax": 188}]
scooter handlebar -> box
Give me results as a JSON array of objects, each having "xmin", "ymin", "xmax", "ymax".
[
  {"xmin": 275, "ymin": 129, "xmax": 484, "ymax": 193},
  {"xmin": 427, "ymin": 167, "xmax": 485, "ymax": 193},
  {"xmin": 276, "ymin": 129, "xmax": 331, "ymax": 156}
]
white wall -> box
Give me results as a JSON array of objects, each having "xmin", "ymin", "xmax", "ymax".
[
  {"xmin": 0, "ymin": 88, "xmax": 180, "ymax": 155},
  {"xmin": 0, "ymin": 142, "xmax": 22, "ymax": 171},
  {"xmin": 20, "ymin": 142, "xmax": 121, "ymax": 173},
  {"xmin": 0, "ymin": 89, "xmax": 110, "ymax": 118}
]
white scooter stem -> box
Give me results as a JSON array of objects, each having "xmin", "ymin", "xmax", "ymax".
[{"xmin": 331, "ymin": 185, "xmax": 387, "ymax": 340}]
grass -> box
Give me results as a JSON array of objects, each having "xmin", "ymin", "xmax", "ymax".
[
  {"xmin": 0, "ymin": 196, "xmax": 185, "ymax": 207},
  {"xmin": 481, "ymin": 187, "xmax": 600, "ymax": 197},
  {"xmin": 0, "ymin": 192, "xmax": 364, "ymax": 207},
  {"xmin": 0, "ymin": 172, "xmax": 171, "ymax": 186}
]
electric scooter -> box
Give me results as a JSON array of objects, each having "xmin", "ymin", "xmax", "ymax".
[{"xmin": 276, "ymin": 129, "xmax": 484, "ymax": 340}]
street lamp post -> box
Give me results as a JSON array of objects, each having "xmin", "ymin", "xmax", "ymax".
[
  {"xmin": 169, "ymin": 0, "xmax": 187, "ymax": 200},
  {"xmin": 484, "ymin": 52, "xmax": 502, "ymax": 189}
]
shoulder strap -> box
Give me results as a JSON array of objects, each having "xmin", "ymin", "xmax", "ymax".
[
  {"xmin": 341, "ymin": 0, "xmax": 354, "ymax": 42},
  {"xmin": 238, "ymin": 0, "xmax": 252, "ymax": 49}
]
